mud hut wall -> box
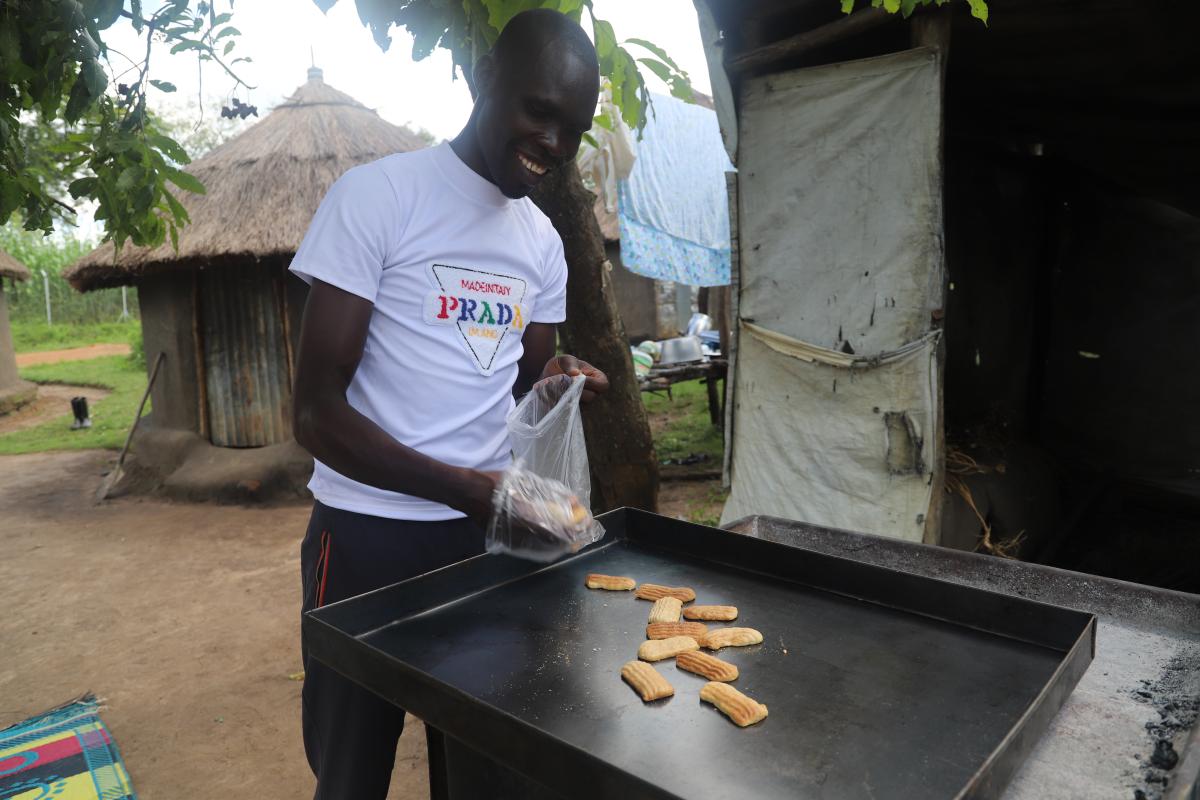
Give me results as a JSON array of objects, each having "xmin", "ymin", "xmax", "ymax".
[
  {"xmin": 285, "ymin": 269, "xmax": 309, "ymax": 369},
  {"xmin": 0, "ymin": 285, "xmax": 19, "ymax": 390},
  {"xmin": 606, "ymin": 242, "xmax": 659, "ymax": 342},
  {"xmin": 138, "ymin": 272, "xmax": 202, "ymax": 434}
]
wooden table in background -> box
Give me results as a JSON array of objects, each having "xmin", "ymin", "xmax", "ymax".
[{"xmin": 638, "ymin": 358, "xmax": 728, "ymax": 426}]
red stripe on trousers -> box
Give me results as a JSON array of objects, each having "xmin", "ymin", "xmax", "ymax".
[{"xmin": 316, "ymin": 530, "xmax": 331, "ymax": 607}]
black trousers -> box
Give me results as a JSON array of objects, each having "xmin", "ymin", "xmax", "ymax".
[{"xmin": 300, "ymin": 501, "xmax": 485, "ymax": 800}]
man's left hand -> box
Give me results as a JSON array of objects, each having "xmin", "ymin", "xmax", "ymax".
[{"xmin": 540, "ymin": 355, "xmax": 609, "ymax": 404}]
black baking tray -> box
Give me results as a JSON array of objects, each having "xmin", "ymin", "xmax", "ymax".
[{"xmin": 303, "ymin": 508, "xmax": 1095, "ymax": 800}]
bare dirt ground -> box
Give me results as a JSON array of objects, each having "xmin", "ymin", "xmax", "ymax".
[
  {"xmin": 0, "ymin": 383, "xmax": 110, "ymax": 434},
  {"xmin": 0, "ymin": 451, "xmax": 721, "ymax": 799},
  {"xmin": 657, "ymin": 478, "xmax": 726, "ymax": 524},
  {"xmin": 15, "ymin": 343, "xmax": 131, "ymax": 368},
  {"xmin": 0, "ymin": 450, "xmax": 428, "ymax": 799}
]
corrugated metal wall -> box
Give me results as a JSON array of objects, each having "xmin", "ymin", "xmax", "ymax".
[{"xmin": 199, "ymin": 265, "xmax": 292, "ymax": 447}]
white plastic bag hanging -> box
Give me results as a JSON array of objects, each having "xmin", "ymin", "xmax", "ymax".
[{"xmin": 486, "ymin": 374, "xmax": 605, "ymax": 561}]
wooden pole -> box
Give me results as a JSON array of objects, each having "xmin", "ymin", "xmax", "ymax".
[
  {"xmin": 727, "ymin": 8, "xmax": 892, "ymax": 74},
  {"xmin": 97, "ymin": 351, "xmax": 166, "ymax": 500},
  {"xmin": 722, "ymin": 173, "xmax": 739, "ymax": 489},
  {"xmin": 192, "ymin": 269, "xmax": 209, "ymax": 440},
  {"xmin": 912, "ymin": 7, "xmax": 952, "ymax": 547}
]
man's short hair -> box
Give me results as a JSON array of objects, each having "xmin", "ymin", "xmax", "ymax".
[{"xmin": 491, "ymin": 8, "xmax": 599, "ymax": 75}]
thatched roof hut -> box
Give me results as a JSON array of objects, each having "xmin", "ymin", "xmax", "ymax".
[
  {"xmin": 62, "ymin": 70, "xmax": 426, "ymax": 489},
  {"xmin": 0, "ymin": 248, "xmax": 35, "ymax": 414},
  {"xmin": 0, "ymin": 249, "xmax": 30, "ymax": 282},
  {"xmin": 67, "ymin": 68, "xmax": 426, "ymax": 291}
]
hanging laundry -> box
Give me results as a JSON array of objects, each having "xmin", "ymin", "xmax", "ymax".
[{"xmin": 617, "ymin": 93, "xmax": 734, "ymax": 287}]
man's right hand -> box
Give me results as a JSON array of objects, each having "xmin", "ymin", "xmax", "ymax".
[{"xmin": 458, "ymin": 469, "xmax": 504, "ymax": 529}]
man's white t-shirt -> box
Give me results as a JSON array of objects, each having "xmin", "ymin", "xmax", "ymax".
[{"xmin": 289, "ymin": 142, "xmax": 568, "ymax": 521}]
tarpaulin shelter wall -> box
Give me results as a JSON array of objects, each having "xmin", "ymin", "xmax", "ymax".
[
  {"xmin": 719, "ymin": 49, "xmax": 945, "ymax": 540},
  {"xmin": 701, "ymin": 0, "xmax": 1200, "ymax": 560}
]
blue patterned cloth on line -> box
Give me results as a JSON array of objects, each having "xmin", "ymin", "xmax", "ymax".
[{"xmin": 617, "ymin": 93, "xmax": 734, "ymax": 287}]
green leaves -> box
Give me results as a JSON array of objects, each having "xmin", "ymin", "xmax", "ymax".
[
  {"xmin": 169, "ymin": 39, "xmax": 206, "ymax": 54},
  {"xmin": 592, "ymin": 18, "xmax": 617, "ymax": 61},
  {"xmin": 90, "ymin": 0, "xmax": 125, "ymax": 30},
  {"xmin": 68, "ymin": 177, "xmax": 97, "ymax": 198},
  {"xmin": 81, "ymin": 58, "xmax": 108, "ymax": 98},
  {"xmin": 610, "ymin": 33, "xmax": 695, "ymax": 132},
  {"xmin": 843, "ymin": 0, "xmax": 989, "ymax": 22},
  {"xmin": 115, "ymin": 164, "xmax": 146, "ymax": 191},
  {"xmin": 0, "ymin": 8, "xmax": 195, "ymax": 250},
  {"xmin": 0, "ymin": 0, "xmax": 251, "ymax": 245},
  {"xmin": 65, "ymin": 73, "xmax": 94, "ymax": 123},
  {"xmin": 164, "ymin": 188, "xmax": 191, "ymax": 226},
  {"xmin": 147, "ymin": 133, "xmax": 191, "ymax": 164},
  {"xmin": 631, "ymin": 48, "xmax": 691, "ymax": 103},
  {"xmin": 554, "ymin": 0, "xmax": 585, "ymax": 21},
  {"xmin": 165, "ymin": 168, "xmax": 206, "ymax": 196},
  {"xmin": 624, "ymin": 38, "xmax": 681, "ymax": 73},
  {"xmin": 610, "ymin": 46, "xmax": 644, "ymax": 131},
  {"xmin": 83, "ymin": 121, "xmax": 190, "ymax": 249},
  {"xmin": 388, "ymin": 0, "xmax": 463, "ymax": 61},
  {"xmin": 485, "ymin": 0, "xmax": 543, "ymax": 38},
  {"xmin": 0, "ymin": 180, "xmax": 23, "ymax": 225},
  {"xmin": 637, "ymin": 59, "xmax": 672, "ymax": 91}
]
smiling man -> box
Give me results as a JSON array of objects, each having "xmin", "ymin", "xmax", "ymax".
[{"xmin": 287, "ymin": 9, "xmax": 605, "ymax": 799}]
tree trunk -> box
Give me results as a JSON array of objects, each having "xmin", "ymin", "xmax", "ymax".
[{"xmin": 532, "ymin": 164, "xmax": 659, "ymax": 512}]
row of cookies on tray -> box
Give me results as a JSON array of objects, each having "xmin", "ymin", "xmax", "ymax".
[{"xmin": 586, "ymin": 574, "xmax": 769, "ymax": 727}]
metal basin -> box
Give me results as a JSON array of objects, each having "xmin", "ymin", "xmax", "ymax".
[{"xmin": 658, "ymin": 335, "xmax": 704, "ymax": 364}]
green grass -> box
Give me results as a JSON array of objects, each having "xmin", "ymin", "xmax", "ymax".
[
  {"xmin": 10, "ymin": 320, "xmax": 140, "ymax": 353},
  {"xmin": 0, "ymin": 356, "xmax": 147, "ymax": 454},
  {"xmin": 642, "ymin": 378, "xmax": 724, "ymax": 465},
  {"xmin": 686, "ymin": 485, "xmax": 731, "ymax": 527}
]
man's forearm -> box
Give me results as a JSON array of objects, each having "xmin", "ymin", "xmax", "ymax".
[
  {"xmin": 514, "ymin": 322, "xmax": 558, "ymax": 398},
  {"xmin": 294, "ymin": 396, "xmax": 493, "ymax": 518},
  {"xmin": 512, "ymin": 366, "xmax": 541, "ymax": 399}
]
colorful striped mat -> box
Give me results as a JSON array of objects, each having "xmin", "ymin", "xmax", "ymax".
[{"xmin": 0, "ymin": 694, "xmax": 135, "ymax": 799}]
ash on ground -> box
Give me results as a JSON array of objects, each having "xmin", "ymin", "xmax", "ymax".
[{"xmin": 1130, "ymin": 647, "xmax": 1200, "ymax": 800}]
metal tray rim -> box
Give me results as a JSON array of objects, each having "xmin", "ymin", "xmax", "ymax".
[{"xmin": 304, "ymin": 508, "xmax": 1097, "ymax": 800}]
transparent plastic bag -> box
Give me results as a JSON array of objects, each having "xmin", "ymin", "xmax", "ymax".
[
  {"xmin": 487, "ymin": 465, "xmax": 604, "ymax": 561},
  {"xmin": 486, "ymin": 374, "xmax": 605, "ymax": 561}
]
